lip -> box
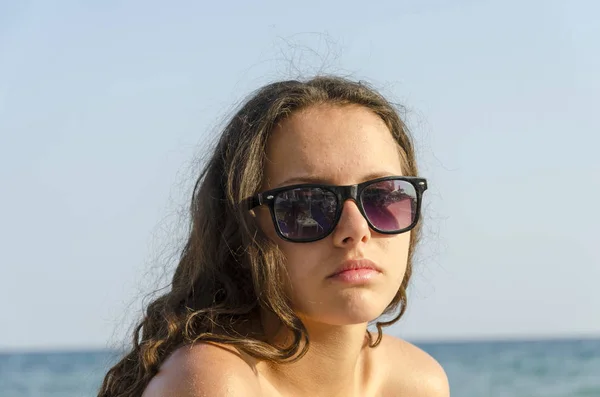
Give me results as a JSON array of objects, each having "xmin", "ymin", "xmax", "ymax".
[{"xmin": 327, "ymin": 259, "xmax": 383, "ymax": 279}]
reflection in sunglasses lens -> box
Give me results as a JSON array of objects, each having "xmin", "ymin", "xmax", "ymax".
[
  {"xmin": 274, "ymin": 187, "xmax": 337, "ymax": 240},
  {"xmin": 362, "ymin": 180, "xmax": 416, "ymax": 231}
]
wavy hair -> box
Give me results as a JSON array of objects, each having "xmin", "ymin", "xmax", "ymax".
[{"xmin": 98, "ymin": 75, "xmax": 422, "ymax": 397}]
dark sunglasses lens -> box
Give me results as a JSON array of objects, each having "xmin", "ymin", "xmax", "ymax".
[
  {"xmin": 361, "ymin": 179, "xmax": 418, "ymax": 231},
  {"xmin": 273, "ymin": 187, "xmax": 337, "ymax": 241}
]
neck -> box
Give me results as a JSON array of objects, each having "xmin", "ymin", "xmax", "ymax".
[{"xmin": 259, "ymin": 314, "xmax": 372, "ymax": 397}]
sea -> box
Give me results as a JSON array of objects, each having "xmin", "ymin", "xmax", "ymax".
[{"xmin": 1, "ymin": 338, "xmax": 599, "ymax": 396}]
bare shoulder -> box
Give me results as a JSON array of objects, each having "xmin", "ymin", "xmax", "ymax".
[
  {"xmin": 142, "ymin": 342, "xmax": 262, "ymax": 397},
  {"xmin": 375, "ymin": 334, "xmax": 450, "ymax": 397}
]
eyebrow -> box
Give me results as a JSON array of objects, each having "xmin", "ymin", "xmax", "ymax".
[{"xmin": 275, "ymin": 171, "xmax": 401, "ymax": 188}]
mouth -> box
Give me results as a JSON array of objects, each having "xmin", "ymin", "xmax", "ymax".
[{"xmin": 327, "ymin": 259, "xmax": 383, "ymax": 281}]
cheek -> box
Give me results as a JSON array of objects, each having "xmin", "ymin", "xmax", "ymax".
[
  {"xmin": 254, "ymin": 209, "xmax": 322, "ymax": 290},
  {"xmin": 393, "ymin": 231, "xmax": 412, "ymax": 258},
  {"xmin": 380, "ymin": 232, "xmax": 412, "ymax": 281},
  {"xmin": 279, "ymin": 243, "xmax": 322, "ymax": 284},
  {"xmin": 277, "ymin": 242, "xmax": 328, "ymax": 310}
]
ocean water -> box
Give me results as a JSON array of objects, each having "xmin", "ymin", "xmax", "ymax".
[{"xmin": 0, "ymin": 338, "xmax": 598, "ymax": 396}]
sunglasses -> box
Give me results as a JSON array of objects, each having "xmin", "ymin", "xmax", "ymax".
[{"xmin": 247, "ymin": 176, "xmax": 427, "ymax": 243}]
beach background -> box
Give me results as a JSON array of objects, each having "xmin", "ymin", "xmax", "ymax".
[
  {"xmin": 2, "ymin": 338, "xmax": 599, "ymax": 397},
  {"xmin": 1, "ymin": 1, "xmax": 599, "ymax": 396}
]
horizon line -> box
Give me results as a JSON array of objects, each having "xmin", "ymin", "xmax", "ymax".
[{"xmin": 2, "ymin": 332, "xmax": 599, "ymax": 355}]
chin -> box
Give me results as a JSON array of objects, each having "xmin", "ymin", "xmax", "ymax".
[{"xmin": 297, "ymin": 288, "xmax": 395, "ymax": 326}]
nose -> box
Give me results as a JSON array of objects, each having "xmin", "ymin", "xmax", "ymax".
[{"xmin": 332, "ymin": 200, "xmax": 371, "ymax": 247}]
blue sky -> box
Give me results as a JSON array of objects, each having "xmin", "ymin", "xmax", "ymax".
[{"xmin": 1, "ymin": 0, "xmax": 598, "ymax": 350}]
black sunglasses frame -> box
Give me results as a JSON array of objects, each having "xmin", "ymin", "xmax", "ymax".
[{"xmin": 247, "ymin": 176, "xmax": 428, "ymax": 243}]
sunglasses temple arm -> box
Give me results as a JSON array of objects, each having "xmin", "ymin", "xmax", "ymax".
[{"xmin": 246, "ymin": 195, "xmax": 261, "ymax": 210}]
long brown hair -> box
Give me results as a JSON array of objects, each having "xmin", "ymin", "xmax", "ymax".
[{"xmin": 98, "ymin": 75, "xmax": 422, "ymax": 397}]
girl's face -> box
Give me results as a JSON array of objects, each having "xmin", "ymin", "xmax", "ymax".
[{"xmin": 257, "ymin": 104, "xmax": 411, "ymax": 326}]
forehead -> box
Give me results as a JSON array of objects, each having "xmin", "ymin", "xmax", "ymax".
[{"xmin": 264, "ymin": 104, "xmax": 404, "ymax": 189}]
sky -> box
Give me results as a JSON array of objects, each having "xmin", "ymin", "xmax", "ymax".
[{"xmin": 1, "ymin": 0, "xmax": 598, "ymax": 351}]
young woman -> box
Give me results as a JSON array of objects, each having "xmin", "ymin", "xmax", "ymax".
[{"xmin": 99, "ymin": 76, "xmax": 450, "ymax": 397}]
